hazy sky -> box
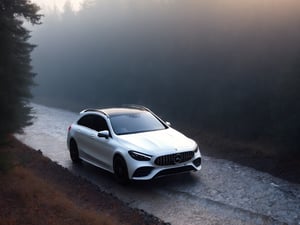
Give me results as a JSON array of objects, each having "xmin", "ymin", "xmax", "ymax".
[
  {"xmin": 31, "ymin": 0, "xmax": 92, "ymax": 14},
  {"xmin": 28, "ymin": 0, "xmax": 300, "ymax": 111},
  {"xmin": 31, "ymin": 0, "xmax": 300, "ymax": 14}
]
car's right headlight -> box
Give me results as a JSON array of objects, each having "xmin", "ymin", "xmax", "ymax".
[
  {"xmin": 194, "ymin": 145, "xmax": 199, "ymax": 153},
  {"xmin": 128, "ymin": 151, "xmax": 152, "ymax": 161}
]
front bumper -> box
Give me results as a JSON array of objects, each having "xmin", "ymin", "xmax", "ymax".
[{"xmin": 126, "ymin": 151, "xmax": 202, "ymax": 180}]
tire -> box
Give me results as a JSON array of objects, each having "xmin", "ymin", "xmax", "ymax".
[
  {"xmin": 69, "ymin": 140, "xmax": 81, "ymax": 163},
  {"xmin": 113, "ymin": 156, "xmax": 129, "ymax": 184}
]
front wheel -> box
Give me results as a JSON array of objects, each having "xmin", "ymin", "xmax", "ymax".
[
  {"xmin": 69, "ymin": 140, "xmax": 81, "ymax": 163},
  {"xmin": 113, "ymin": 156, "xmax": 129, "ymax": 184}
]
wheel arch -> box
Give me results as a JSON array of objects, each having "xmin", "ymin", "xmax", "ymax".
[
  {"xmin": 68, "ymin": 137, "xmax": 76, "ymax": 149},
  {"xmin": 113, "ymin": 152, "xmax": 130, "ymax": 184},
  {"xmin": 113, "ymin": 151, "xmax": 126, "ymax": 163}
]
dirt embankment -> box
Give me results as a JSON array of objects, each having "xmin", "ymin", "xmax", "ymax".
[
  {"xmin": 180, "ymin": 127, "xmax": 300, "ymax": 184},
  {"xmin": 0, "ymin": 137, "xmax": 168, "ymax": 225}
]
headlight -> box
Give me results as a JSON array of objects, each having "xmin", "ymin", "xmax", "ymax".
[
  {"xmin": 194, "ymin": 145, "xmax": 199, "ymax": 153},
  {"xmin": 128, "ymin": 151, "xmax": 152, "ymax": 161}
]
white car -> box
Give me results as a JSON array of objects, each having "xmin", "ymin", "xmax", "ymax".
[{"xmin": 67, "ymin": 106, "xmax": 201, "ymax": 183}]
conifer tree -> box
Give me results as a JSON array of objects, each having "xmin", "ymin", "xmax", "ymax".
[{"xmin": 0, "ymin": 0, "xmax": 41, "ymax": 141}]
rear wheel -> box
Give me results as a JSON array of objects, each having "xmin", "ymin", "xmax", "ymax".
[
  {"xmin": 69, "ymin": 140, "xmax": 81, "ymax": 163},
  {"xmin": 113, "ymin": 156, "xmax": 129, "ymax": 184}
]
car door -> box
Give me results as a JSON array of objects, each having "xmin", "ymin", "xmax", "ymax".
[
  {"xmin": 86, "ymin": 114, "xmax": 116, "ymax": 171},
  {"xmin": 75, "ymin": 114, "xmax": 96, "ymax": 160}
]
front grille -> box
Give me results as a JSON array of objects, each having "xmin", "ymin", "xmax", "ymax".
[{"xmin": 155, "ymin": 151, "xmax": 194, "ymax": 166}]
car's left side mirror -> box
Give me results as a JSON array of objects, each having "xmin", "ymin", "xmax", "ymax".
[
  {"xmin": 98, "ymin": 130, "xmax": 110, "ymax": 139},
  {"xmin": 165, "ymin": 121, "xmax": 171, "ymax": 127}
]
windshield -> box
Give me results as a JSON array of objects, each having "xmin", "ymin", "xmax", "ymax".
[{"xmin": 110, "ymin": 111, "xmax": 167, "ymax": 135}]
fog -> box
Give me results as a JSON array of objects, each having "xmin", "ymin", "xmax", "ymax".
[{"xmin": 29, "ymin": 0, "xmax": 300, "ymax": 151}]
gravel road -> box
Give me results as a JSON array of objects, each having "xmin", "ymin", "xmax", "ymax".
[{"xmin": 16, "ymin": 103, "xmax": 300, "ymax": 225}]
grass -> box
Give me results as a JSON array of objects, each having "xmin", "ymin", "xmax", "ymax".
[
  {"xmin": 0, "ymin": 165, "xmax": 116, "ymax": 225},
  {"xmin": 0, "ymin": 138, "xmax": 119, "ymax": 225},
  {"xmin": 0, "ymin": 138, "xmax": 167, "ymax": 225}
]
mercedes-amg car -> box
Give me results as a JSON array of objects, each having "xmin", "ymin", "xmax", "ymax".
[{"xmin": 67, "ymin": 105, "xmax": 201, "ymax": 183}]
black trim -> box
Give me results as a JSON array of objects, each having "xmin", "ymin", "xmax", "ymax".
[
  {"xmin": 193, "ymin": 157, "xmax": 201, "ymax": 167},
  {"xmin": 154, "ymin": 166, "xmax": 196, "ymax": 178},
  {"xmin": 133, "ymin": 167, "xmax": 154, "ymax": 177}
]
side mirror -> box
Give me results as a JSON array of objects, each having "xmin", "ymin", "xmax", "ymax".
[
  {"xmin": 165, "ymin": 121, "xmax": 171, "ymax": 127},
  {"xmin": 98, "ymin": 130, "xmax": 110, "ymax": 139}
]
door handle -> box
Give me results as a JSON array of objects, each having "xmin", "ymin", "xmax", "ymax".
[{"xmin": 89, "ymin": 134, "xmax": 97, "ymax": 139}]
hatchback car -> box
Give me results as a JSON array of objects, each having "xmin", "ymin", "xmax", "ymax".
[{"xmin": 67, "ymin": 105, "xmax": 201, "ymax": 183}]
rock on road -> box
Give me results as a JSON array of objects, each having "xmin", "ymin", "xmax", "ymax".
[{"xmin": 16, "ymin": 103, "xmax": 300, "ymax": 225}]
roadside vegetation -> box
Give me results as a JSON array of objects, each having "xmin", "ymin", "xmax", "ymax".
[
  {"xmin": 0, "ymin": 0, "xmax": 41, "ymax": 142},
  {"xmin": 0, "ymin": 167, "xmax": 115, "ymax": 225},
  {"xmin": 0, "ymin": 137, "xmax": 166, "ymax": 225},
  {"xmin": 0, "ymin": 140, "xmax": 114, "ymax": 225}
]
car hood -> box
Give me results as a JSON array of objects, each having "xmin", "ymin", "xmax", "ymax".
[{"xmin": 116, "ymin": 128, "xmax": 197, "ymax": 155}]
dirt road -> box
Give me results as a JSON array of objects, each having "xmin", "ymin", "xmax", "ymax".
[{"xmin": 16, "ymin": 103, "xmax": 300, "ymax": 225}]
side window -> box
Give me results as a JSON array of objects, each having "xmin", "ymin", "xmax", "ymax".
[
  {"xmin": 77, "ymin": 115, "xmax": 94, "ymax": 129},
  {"xmin": 93, "ymin": 115, "xmax": 109, "ymax": 132},
  {"xmin": 77, "ymin": 114, "xmax": 108, "ymax": 132}
]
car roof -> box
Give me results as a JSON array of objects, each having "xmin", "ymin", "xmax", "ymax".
[
  {"xmin": 80, "ymin": 106, "xmax": 149, "ymax": 117},
  {"xmin": 101, "ymin": 108, "xmax": 145, "ymax": 116}
]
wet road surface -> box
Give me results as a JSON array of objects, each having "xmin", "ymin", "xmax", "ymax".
[{"xmin": 16, "ymin": 103, "xmax": 300, "ymax": 225}]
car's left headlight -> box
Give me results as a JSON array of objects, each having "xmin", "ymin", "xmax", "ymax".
[{"xmin": 128, "ymin": 151, "xmax": 152, "ymax": 161}]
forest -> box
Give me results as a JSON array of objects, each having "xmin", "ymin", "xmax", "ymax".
[
  {"xmin": 31, "ymin": 0, "xmax": 300, "ymax": 154},
  {"xmin": 0, "ymin": 0, "xmax": 41, "ymax": 141}
]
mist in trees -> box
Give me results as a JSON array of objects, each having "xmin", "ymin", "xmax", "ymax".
[
  {"xmin": 30, "ymin": 0, "xmax": 300, "ymax": 153},
  {"xmin": 0, "ymin": 0, "xmax": 41, "ymax": 141}
]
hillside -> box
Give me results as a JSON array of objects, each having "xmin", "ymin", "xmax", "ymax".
[{"xmin": 0, "ymin": 137, "xmax": 168, "ymax": 225}]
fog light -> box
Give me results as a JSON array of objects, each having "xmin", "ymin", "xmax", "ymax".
[{"xmin": 193, "ymin": 157, "xmax": 201, "ymax": 167}]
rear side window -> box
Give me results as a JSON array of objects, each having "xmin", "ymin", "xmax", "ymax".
[
  {"xmin": 78, "ymin": 114, "xmax": 108, "ymax": 132},
  {"xmin": 78, "ymin": 115, "xmax": 93, "ymax": 129}
]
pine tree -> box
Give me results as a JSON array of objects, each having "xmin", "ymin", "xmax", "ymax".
[{"xmin": 0, "ymin": 0, "xmax": 41, "ymax": 141}]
